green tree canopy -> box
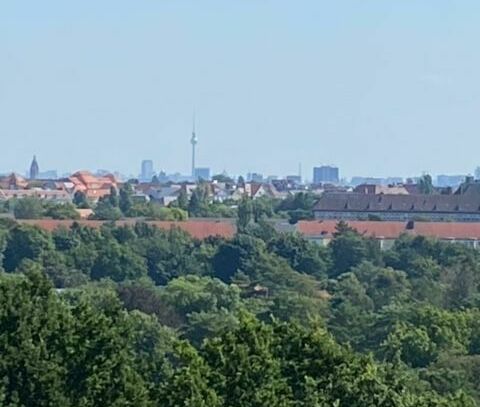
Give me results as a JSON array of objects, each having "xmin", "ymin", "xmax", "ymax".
[{"xmin": 13, "ymin": 197, "xmax": 44, "ymax": 219}]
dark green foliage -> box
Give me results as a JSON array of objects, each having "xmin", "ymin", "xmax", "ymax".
[
  {"xmin": 418, "ymin": 174, "xmax": 435, "ymax": 194},
  {"xmin": 91, "ymin": 199, "xmax": 122, "ymax": 220},
  {"xmin": 268, "ymin": 232, "xmax": 329, "ymax": 279},
  {"xmin": 251, "ymin": 196, "xmax": 274, "ymax": 222},
  {"xmin": 328, "ymin": 272, "xmax": 375, "ymax": 347},
  {"xmin": 353, "ymin": 262, "xmax": 411, "ymax": 309},
  {"xmin": 127, "ymin": 201, "xmax": 184, "ymax": 219},
  {"xmin": 158, "ymin": 342, "xmax": 221, "ymax": 407},
  {"xmin": 0, "ymin": 271, "xmax": 150, "ymax": 406},
  {"xmin": 160, "ymin": 275, "xmax": 242, "ymax": 344},
  {"xmin": 212, "ymin": 234, "xmax": 262, "ymax": 282},
  {"xmin": 119, "ymin": 182, "xmax": 134, "ymax": 214},
  {"xmin": 237, "ymin": 197, "xmax": 253, "ymax": 231},
  {"xmin": 13, "ymin": 196, "xmax": 44, "ymax": 219},
  {"xmin": 117, "ymin": 281, "xmax": 184, "ymax": 328},
  {"xmin": 168, "ymin": 183, "xmax": 235, "ymax": 218},
  {"xmin": 199, "ymin": 316, "xmax": 471, "ymax": 406},
  {"xmin": 329, "ymin": 221, "xmax": 382, "ymax": 277},
  {"xmin": 277, "ymin": 192, "xmax": 316, "ymax": 223},
  {"xmin": 3, "ymin": 224, "xmax": 54, "ymax": 271},
  {"xmin": 2, "ymin": 217, "xmax": 480, "ymax": 404},
  {"xmin": 0, "ymin": 226, "xmax": 7, "ymax": 272},
  {"xmin": 203, "ymin": 315, "xmax": 293, "ymax": 407},
  {"xmin": 176, "ymin": 188, "xmax": 189, "ymax": 210},
  {"xmin": 11, "ymin": 199, "xmax": 80, "ymax": 221},
  {"xmin": 73, "ymin": 190, "xmax": 90, "ymax": 208},
  {"xmin": 44, "ymin": 202, "xmax": 80, "ymax": 220},
  {"xmin": 91, "ymin": 241, "xmax": 148, "ymax": 282},
  {"xmin": 132, "ymin": 227, "xmax": 207, "ymax": 285},
  {"xmin": 188, "ymin": 182, "xmax": 210, "ymax": 216},
  {"xmin": 0, "ymin": 200, "xmax": 9, "ymax": 213}
]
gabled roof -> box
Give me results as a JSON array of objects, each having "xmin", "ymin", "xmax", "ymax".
[
  {"xmin": 0, "ymin": 173, "xmax": 28, "ymax": 189},
  {"xmin": 458, "ymin": 182, "xmax": 480, "ymax": 196},
  {"xmin": 314, "ymin": 193, "xmax": 480, "ymax": 214},
  {"xmin": 70, "ymin": 171, "xmax": 117, "ymax": 187},
  {"xmin": 250, "ymin": 183, "xmax": 263, "ymax": 197}
]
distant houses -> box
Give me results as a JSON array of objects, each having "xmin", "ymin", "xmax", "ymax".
[
  {"xmin": 0, "ymin": 170, "xmax": 287, "ymax": 209},
  {"xmin": 0, "ymin": 170, "xmax": 118, "ymax": 205},
  {"xmin": 2, "ymin": 165, "xmax": 480, "ymax": 227}
]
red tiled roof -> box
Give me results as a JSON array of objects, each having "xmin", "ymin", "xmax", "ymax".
[
  {"xmin": 298, "ymin": 220, "xmax": 406, "ymax": 239},
  {"xmin": 70, "ymin": 171, "xmax": 117, "ymax": 189},
  {"xmin": 73, "ymin": 171, "xmax": 99, "ymax": 184},
  {"xmin": 413, "ymin": 222, "xmax": 480, "ymax": 239},
  {"xmin": 146, "ymin": 221, "xmax": 235, "ymax": 239},
  {"xmin": 18, "ymin": 219, "xmax": 236, "ymax": 240},
  {"xmin": 250, "ymin": 183, "xmax": 263, "ymax": 197},
  {"xmin": 297, "ymin": 220, "xmax": 480, "ymax": 240}
]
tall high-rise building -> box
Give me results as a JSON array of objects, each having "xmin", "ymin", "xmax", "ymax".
[
  {"xmin": 313, "ymin": 165, "xmax": 339, "ymax": 184},
  {"xmin": 247, "ymin": 173, "xmax": 264, "ymax": 183},
  {"xmin": 475, "ymin": 167, "xmax": 480, "ymax": 180},
  {"xmin": 140, "ymin": 160, "xmax": 154, "ymax": 181},
  {"xmin": 194, "ymin": 167, "xmax": 211, "ymax": 181},
  {"xmin": 436, "ymin": 174, "xmax": 466, "ymax": 188},
  {"xmin": 29, "ymin": 155, "xmax": 39, "ymax": 180},
  {"xmin": 191, "ymin": 115, "xmax": 198, "ymax": 178}
]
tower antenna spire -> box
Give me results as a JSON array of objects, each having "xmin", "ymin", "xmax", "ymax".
[{"xmin": 190, "ymin": 112, "xmax": 198, "ymax": 179}]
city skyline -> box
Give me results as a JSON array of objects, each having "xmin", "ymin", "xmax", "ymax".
[{"xmin": 3, "ymin": 152, "xmax": 479, "ymax": 186}]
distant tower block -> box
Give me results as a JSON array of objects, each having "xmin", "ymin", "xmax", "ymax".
[
  {"xmin": 191, "ymin": 115, "xmax": 198, "ymax": 178},
  {"xmin": 30, "ymin": 155, "xmax": 39, "ymax": 180}
]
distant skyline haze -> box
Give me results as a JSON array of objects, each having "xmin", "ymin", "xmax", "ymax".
[{"xmin": 1, "ymin": 1, "xmax": 480, "ymax": 178}]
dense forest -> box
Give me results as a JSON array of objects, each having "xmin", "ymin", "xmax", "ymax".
[{"xmin": 0, "ymin": 217, "xmax": 479, "ymax": 405}]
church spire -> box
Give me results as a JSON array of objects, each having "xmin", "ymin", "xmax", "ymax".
[{"xmin": 30, "ymin": 155, "xmax": 39, "ymax": 180}]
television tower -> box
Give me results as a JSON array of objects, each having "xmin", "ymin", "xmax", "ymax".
[{"xmin": 191, "ymin": 114, "xmax": 198, "ymax": 178}]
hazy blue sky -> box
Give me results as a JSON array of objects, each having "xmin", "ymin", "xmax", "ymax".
[{"xmin": 1, "ymin": 1, "xmax": 480, "ymax": 179}]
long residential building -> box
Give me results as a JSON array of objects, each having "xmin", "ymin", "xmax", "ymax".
[
  {"xmin": 313, "ymin": 192, "xmax": 480, "ymax": 222},
  {"xmin": 297, "ymin": 220, "xmax": 480, "ymax": 250},
  {"xmin": 0, "ymin": 189, "xmax": 71, "ymax": 203}
]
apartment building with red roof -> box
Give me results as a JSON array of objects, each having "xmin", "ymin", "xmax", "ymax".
[
  {"xmin": 297, "ymin": 220, "xmax": 480, "ymax": 250},
  {"xmin": 68, "ymin": 171, "xmax": 118, "ymax": 201}
]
